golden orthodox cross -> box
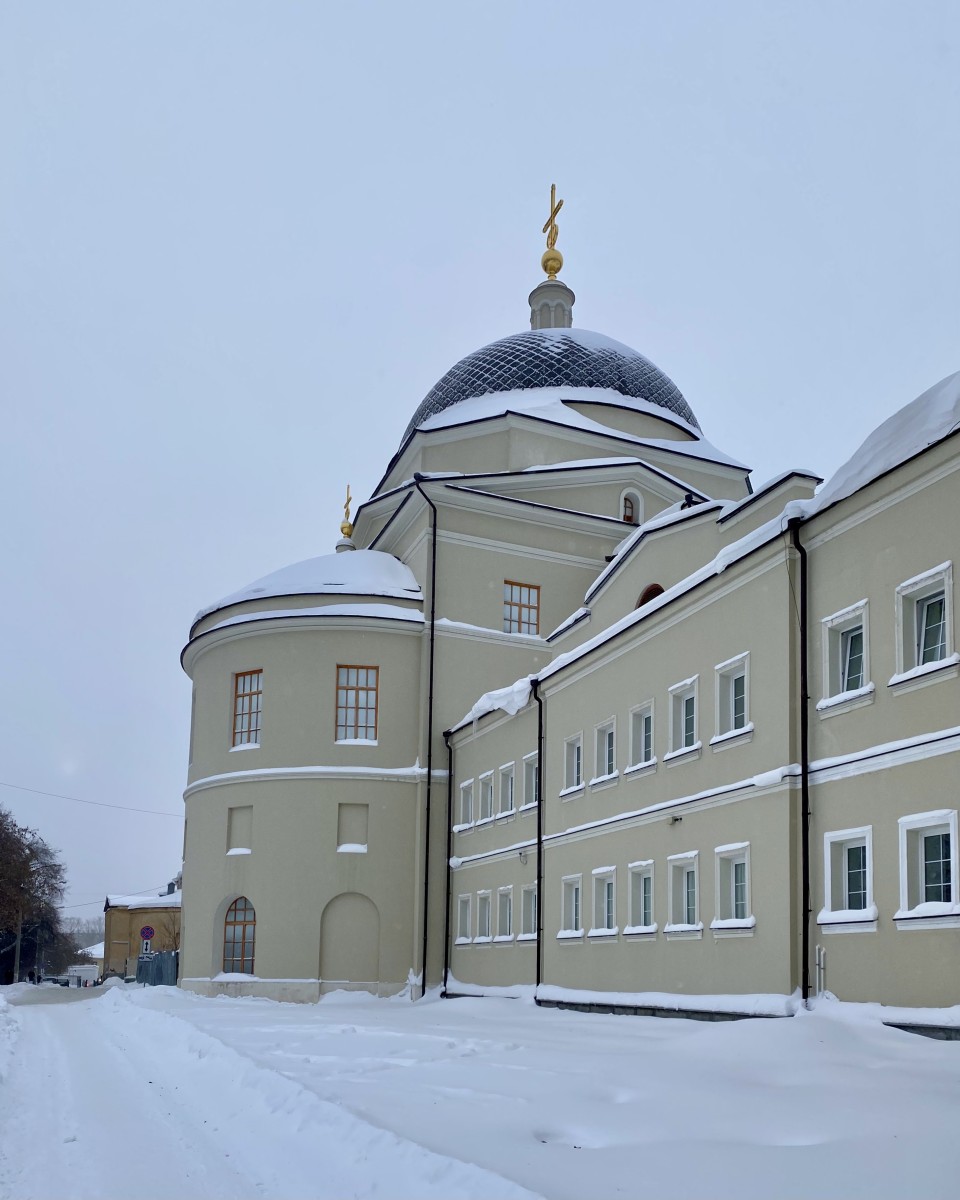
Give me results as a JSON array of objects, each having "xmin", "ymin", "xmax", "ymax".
[{"xmin": 542, "ymin": 183, "xmax": 563, "ymax": 250}]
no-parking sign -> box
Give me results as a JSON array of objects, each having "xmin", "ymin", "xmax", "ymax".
[{"xmin": 140, "ymin": 925, "xmax": 155, "ymax": 940}]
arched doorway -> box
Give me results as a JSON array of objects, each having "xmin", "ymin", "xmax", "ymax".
[{"xmin": 320, "ymin": 893, "xmax": 380, "ymax": 988}]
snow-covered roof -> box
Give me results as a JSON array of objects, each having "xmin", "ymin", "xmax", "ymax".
[
  {"xmin": 106, "ymin": 889, "xmax": 182, "ymax": 910},
  {"xmin": 81, "ymin": 942, "xmax": 104, "ymax": 959},
  {"xmin": 793, "ymin": 369, "xmax": 960, "ymax": 520},
  {"xmin": 449, "ymin": 675, "xmax": 537, "ymax": 735},
  {"xmin": 195, "ymin": 550, "xmax": 422, "ymax": 623}
]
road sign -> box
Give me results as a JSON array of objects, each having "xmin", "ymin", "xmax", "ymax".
[{"xmin": 140, "ymin": 925, "xmax": 155, "ymax": 939}]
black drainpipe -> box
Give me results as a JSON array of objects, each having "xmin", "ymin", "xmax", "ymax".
[
  {"xmin": 413, "ymin": 474, "xmax": 438, "ymax": 999},
  {"xmin": 441, "ymin": 730, "xmax": 454, "ymax": 996},
  {"xmin": 532, "ymin": 677, "xmax": 545, "ymax": 1001},
  {"xmin": 789, "ymin": 517, "xmax": 811, "ymax": 1006}
]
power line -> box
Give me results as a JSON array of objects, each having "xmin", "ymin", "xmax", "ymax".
[
  {"xmin": 59, "ymin": 881, "xmax": 174, "ymax": 911},
  {"xmin": 0, "ymin": 780, "xmax": 183, "ymax": 819}
]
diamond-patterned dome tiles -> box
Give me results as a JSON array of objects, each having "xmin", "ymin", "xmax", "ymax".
[{"xmin": 402, "ymin": 329, "xmax": 698, "ymax": 444}]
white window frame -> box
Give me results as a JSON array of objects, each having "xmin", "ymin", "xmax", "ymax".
[
  {"xmin": 711, "ymin": 842, "xmax": 756, "ymax": 935},
  {"xmin": 712, "ymin": 653, "xmax": 753, "ymax": 745},
  {"xmin": 817, "ymin": 599, "xmax": 874, "ymax": 714},
  {"xmin": 455, "ymin": 780, "xmax": 474, "ymax": 830},
  {"xmin": 476, "ymin": 891, "xmax": 492, "ymax": 942},
  {"xmin": 518, "ymin": 884, "xmax": 538, "ymax": 941},
  {"xmin": 625, "ymin": 860, "xmax": 656, "ymax": 935},
  {"xmin": 477, "ymin": 772, "xmax": 494, "ymax": 824},
  {"xmin": 456, "ymin": 894, "xmax": 472, "ymax": 944},
  {"xmin": 665, "ymin": 851, "xmax": 702, "ymax": 937},
  {"xmin": 666, "ymin": 676, "xmax": 700, "ymax": 760},
  {"xmin": 495, "ymin": 887, "xmax": 514, "ymax": 941},
  {"xmin": 892, "ymin": 562, "xmax": 955, "ymax": 686},
  {"xmin": 520, "ymin": 752, "xmax": 539, "ymax": 811},
  {"xmin": 558, "ymin": 875, "xmax": 583, "ymax": 939},
  {"xmin": 497, "ymin": 763, "xmax": 515, "ymax": 817},
  {"xmin": 561, "ymin": 733, "xmax": 584, "ymax": 796},
  {"xmin": 589, "ymin": 867, "xmax": 618, "ymax": 936},
  {"xmin": 591, "ymin": 718, "xmax": 618, "ymax": 786},
  {"xmin": 626, "ymin": 701, "xmax": 656, "ymax": 774},
  {"xmin": 895, "ymin": 809, "xmax": 960, "ymax": 928},
  {"xmin": 818, "ymin": 826, "xmax": 876, "ymax": 933},
  {"xmin": 620, "ymin": 487, "xmax": 643, "ymax": 526}
]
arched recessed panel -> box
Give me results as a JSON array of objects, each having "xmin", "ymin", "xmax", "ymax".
[
  {"xmin": 320, "ymin": 893, "xmax": 380, "ymax": 987},
  {"xmin": 637, "ymin": 583, "xmax": 665, "ymax": 608}
]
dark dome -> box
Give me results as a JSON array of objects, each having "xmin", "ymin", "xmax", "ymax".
[{"xmin": 402, "ymin": 328, "xmax": 698, "ymax": 443}]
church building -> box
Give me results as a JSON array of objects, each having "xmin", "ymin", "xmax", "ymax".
[{"xmin": 179, "ymin": 193, "xmax": 960, "ymax": 1015}]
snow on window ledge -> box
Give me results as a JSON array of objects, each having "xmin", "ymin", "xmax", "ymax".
[
  {"xmin": 335, "ymin": 738, "xmax": 379, "ymax": 746},
  {"xmin": 893, "ymin": 901, "xmax": 960, "ymax": 930},
  {"xmin": 663, "ymin": 923, "xmax": 703, "ymax": 940},
  {"xmin": 492, "ymin": 934, "xmax": 514, "ymax": 943},
  {"xmin": 337, "ymin": 843, "xmax": 368, "ymax": 854},
  {"xmin": 663, "ymin": 742, "xmax": 702, "ymax": 764},
  {"xmin": 473, "ymin": 935, "xmax": 492, "ymax": 945},
  {"xmin": 226, "ymin": 847, "xmax": 252, "ymax": 856},
  {"xmin": 817, "ymin": 905, "xmax": 878, "ymax": 934},
  {"xmin": 587, "ymin": 927, "xmax": 619, "ymax": 938},
  {"xmin": 452, "ymin": 822, "xmax": 474, "ymax": 834},
  {"xmin": 556, "ymin": 929, "xmax": 584, "ymax": 940},
  {"xmin": 229, "ymin": 742, "xmax": 260, "ymax": 753},
  {"xmin": 515, "ymin": 932, "xmax": 537, "ymax": 942},
  {"xmin": 817, "ymin": 683, "xmax": 875, "ymax": 713},
  {"xmin": 709, "ymin": 723, "xmax": 755, "ymax": 748},
  {"xmin": 558, "ymin": 784, "xmax": 585, "ymax": 800},
  {"xmin": 710, "ymin": 916, "xmax": 756, "ymax": 938},
  {"xmin": 494, "ymin": 809, "xmax": 515, "ymax": 821},
  {"xmin": 474, "ymin": 816, "xmax": 494, "ymax": 828},
  {"xmin": 588, "ymin": 771, "xmax": 619, "ymax": 788},
  {"xmin": 518, "ymin": 801, "xmax": 538, "ymax": 813},
  {"xmin": 624, "ymin": 759, "xmax": 656, "ymax": 777},
  {"xmin": 888, "ymin": 653, "xmax": 960, "ymax": 690},
  {"xmin": 623, "ymin": 924, "xmax": 657, "ymax": 937},
  {"xmin": 454, "ymin": 936, "xmax": 471, "ymax": 946},
  {"xmin": 212, "ymin": 971, "xmax": 259, "ymax": 981}
]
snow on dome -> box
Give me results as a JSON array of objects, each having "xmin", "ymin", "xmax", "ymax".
[
  {"xmin": 195, "ymin": 550, "xmax": 422, "ymax": 623},
  {"xmin": 798, "ymin": 370, "xmax": 960, "ymax": 519},
  {"xmin": 402, "ymin": 327, "xmax": 699, "ymax": 444}
]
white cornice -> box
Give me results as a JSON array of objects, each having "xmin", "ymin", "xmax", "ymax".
[
  {"xmin": 184, "ymin": 763, "xmax": 447, "ymax": 799},
  {"xmin": 438, "ymin": 528, "xmax": 603, "ymax": 570}
]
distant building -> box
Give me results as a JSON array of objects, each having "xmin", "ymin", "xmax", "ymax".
[
  {"xmin": 103, "ymin": 884, "xmax": 181, "ymax": 979},
  {"xmin": 179, "ymin": 198, "xmax": 960, "ymax": 1014}
]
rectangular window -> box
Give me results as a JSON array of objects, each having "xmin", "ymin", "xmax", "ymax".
[
  {"xmin": 841, "ymin": 627, "xmax": 864, "ymax": 692},
  {"xmin": 232, "ymin": 670, "xmax": 262, "ymax": 747},
  {"xmin": 503, "ymin": 580, "xmax": 540, "ymax": 635},
  {"xmin": 897, "ymin": 811, "xmax": 959, "ymax": 924},
  {"xmin": 478, "ymin": 774, "xmax": 494, "ymax": 822},
  {"xmin": 819, "ymin": 826, "xmax": 875, "ymax": 930},
  {"xmin": 820, "ymin": 601, "xmax": 872, "ymax": 708},
  {"xmin": 476, "ymin": 892, "xmax": 492, "ymax": 940},
  {"xmin": 594, "ymin": 720, "xmax": 616, "ymax": 780},
  {"xmin": 497, "ymin": 888, "xmax": 513, "ymax": 938},
  {"xmin": 592, "ymin": 869, "xmax": 616, "ymax": 933},
  {"xmin": 335, "ymin": 665, "xmax": 379, "ymax": 742},
  {"xmin": 628, "ymin": 861, "xmax": 654, "ymax": 931},
  {"xmin": 715, "ymin": 654, "xmax": 749, "ymax": 739},
  {"xmin": 458, "ymin": 781, "xmax": 474, "ymax": 827},
  {"xmin": 521, "ymin": 885, "xmax": 538, "ymax": 938},
  {"xmin": 713, "ymin": 843, "xmax": 754, "ymax": 931},
  {"xmin": 668, "ymin": 677, "xmax": 699, "ymax": 755},
  {"xmin": 561, "ymin": 876, "xmax": 582, "ymax": 933},
  {"xmin": 457, "ymin": 895, "xmax": 471, "ymax": 942},
  {"xmin": 563, "ymin": 735, "xmax": 583, "ymax": 791},
  {"xmin": 666, "ymin": 852, "xmax": 700, "ymax": 934},
  {"xmin": 498, "ymin": 765, "xmax": 515, "ymax": 815},
  {"xmin": 628, "ymin": 703, "xmax": 654, "ymax": 768},
  {"xmin": 895, "ymin": 564, "xmax": 953, "ymax": 678},
  {"xmin": 523, "ymin": 753, "xmax": 539, "ymax": 807}
]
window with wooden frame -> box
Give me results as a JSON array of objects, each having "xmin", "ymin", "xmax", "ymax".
[
  {"xmin": 503, "ymin": 581, "xmax": 540, "ymax": 635},
  {"xmin": 336, "ymin": 665, "xmax": 379, "ymax": 742},
  {"xmin": 223, "ymin": 896, "xmax": 256, "ymax": 974},
  {"xmin": 232, "ymin": 670, "xmax": 263, "ymax": 747}
]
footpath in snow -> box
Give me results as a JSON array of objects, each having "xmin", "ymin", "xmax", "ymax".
[{"xmin": 2, "ymin": 982, "xmax": 960, "ymax": 1200}]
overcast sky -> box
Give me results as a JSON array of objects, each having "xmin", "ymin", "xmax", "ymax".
[{"xmin": 2, "ymin": 2, "xmax": 958, "ymax": 914}]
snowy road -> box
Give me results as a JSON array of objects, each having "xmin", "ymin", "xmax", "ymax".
[{"xmin": 2, "ymin": 983, "xmax": 960, "ymax": 1199}]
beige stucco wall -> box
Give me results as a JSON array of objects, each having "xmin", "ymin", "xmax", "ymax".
[{"xmin": 103, "ymin": 904, "xmax": 180, "ymax": 979}]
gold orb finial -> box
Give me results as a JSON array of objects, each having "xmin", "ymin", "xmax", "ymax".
[
  {"xmin": 541, "ymin": 183, "xmax": 564, "ymax": 278},
  {"xmin": 340, "ymin": 484, "xmax": 353, "ymax": 538}
]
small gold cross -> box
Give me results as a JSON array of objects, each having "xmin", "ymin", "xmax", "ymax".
[{"xmin": 542, "ymin": 183, "xmax": 563, "ymax": 251}]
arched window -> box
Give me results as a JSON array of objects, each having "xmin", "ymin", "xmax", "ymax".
[
  {"xmin": 223, "ymin": 897, "xmax": 256, "ymax": 974},
  {"xmin": 637, "ymin": 583, "xmax": 665, "ymax": 608},
  {"xmin": 621, "ymin": 490, "xmax": 642, "ymax": 525}
]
